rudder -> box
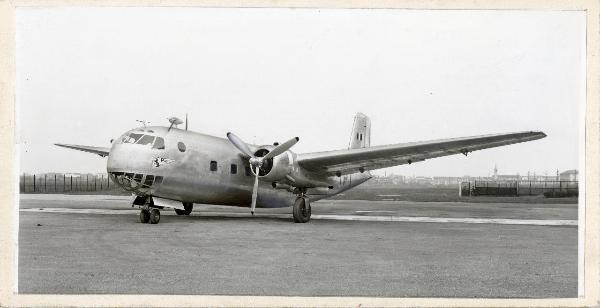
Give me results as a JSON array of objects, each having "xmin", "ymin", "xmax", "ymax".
[{"xmin": 348, "ymin": 113, "xmax": 371, "ymax": 149}]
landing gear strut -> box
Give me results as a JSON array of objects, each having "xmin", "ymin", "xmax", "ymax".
[{"xmin": 293, "ymin": 195, "xmax": 311, "ymax": 223}]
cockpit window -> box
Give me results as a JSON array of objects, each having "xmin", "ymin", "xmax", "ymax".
[
  {"xmin": 122, "ymin": 133, "xmax": 144, "ymax": 144},
  {"xmin": 153, "ymin": 137, "xmax": 165, "ymax": 150},
  {"xmin": 137, "ymin": 135, "xmax": 155, "ymax": 146},
  {"xmin": 118, "ymin": 132, "xmax": 164, "ymax": 148}
]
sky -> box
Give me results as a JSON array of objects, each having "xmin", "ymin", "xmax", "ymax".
[{"xmin": 16, "ymin": 8, "xmax": 585, "ymax": 177}]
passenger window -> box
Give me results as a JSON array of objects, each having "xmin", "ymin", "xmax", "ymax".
[
  {"xmin": 230, "ymin": 164, "xmax": 237, "ymax": 174},
  {"xmin": 178, "ymin": 142, "xmax": 186, "ymax": 152},
  {"xmin": 133, "ymin": 174, "xmax": 143, "ymax": 183},
  {"xmin": 210, "ymin": 161, "xmax": 218, "ymax": 171},
  {"xmin": 245, "ymin": 166, "xmax": 252, "ymax": 176},
  {"xmin": 360, "ymin": 134, "xmax": 363, "ymax": 141},
  {"xmin": 154, "ymin": 176, "xmax": 163, "ymax": 186},
  {"xmin": 153, "ymin": 137, "xmax": 165, "ymax": 150},
  {"xmin": 137, "ymin": 135, "xmax": 155, "ymax": 146}
]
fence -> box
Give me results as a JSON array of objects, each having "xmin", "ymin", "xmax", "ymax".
[
  {"xmin": 20, "ymin": 173, "xmax": 121, "ymax": 193},
  {"xmin": 459, "ymin": 180, "xmax": 578, "ymax": 197}
]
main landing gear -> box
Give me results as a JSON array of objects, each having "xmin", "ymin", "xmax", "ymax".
[
  {"xmin": 174, "ymin": 202, "xmax": 193, "ymax": 215},
  {"xmin": 293, "ymin": 195, "xmax": 311, "ymax": 223}
]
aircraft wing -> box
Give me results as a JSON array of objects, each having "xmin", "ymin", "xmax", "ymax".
[
  {"xmin": 55, "ymin": 143, "xmax": 110, "ymax": 157},
  {"xmin": 296, "ymin": 131, "xmax": 546, "ymax": 176}
]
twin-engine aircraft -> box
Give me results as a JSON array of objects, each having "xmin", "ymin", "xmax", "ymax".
[{"xmin": 56, "ymin": 113, "xmax": 546, "ymax": 224}]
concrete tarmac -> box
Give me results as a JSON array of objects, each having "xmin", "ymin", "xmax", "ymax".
[{"xmin": 18, "ymin": 194, "xmax": 578, "ymax": 297}]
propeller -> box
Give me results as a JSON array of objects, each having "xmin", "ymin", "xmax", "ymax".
[{"xmin": 226, "ymin": 132, "xmax": 299, "ymax": 215}]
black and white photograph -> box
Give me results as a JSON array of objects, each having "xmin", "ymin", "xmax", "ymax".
[{"xmin": 5, "ymin": 2, "xmax": 595, "ymax": 306}]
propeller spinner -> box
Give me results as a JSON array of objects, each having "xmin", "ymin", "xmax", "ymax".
[{"xmin": 226, "ymin": 132, "xmax": 299, "ymax": 215}]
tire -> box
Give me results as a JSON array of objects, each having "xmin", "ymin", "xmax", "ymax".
[
  {"xmin": 183, "ymin": 202, "xmax": 193, "ymax": 215},
  {"xmin": 293, "ymin": 197, "xmax": 311, "ymax": 223},
  {"xmin": 139, "ymin": 209, "xmax": 150, "ymax": 223},
  {"xmin": 149, "ymin": 209, "xmax": 160, "ymax": 224},
  {"xmin": 174, "ymin": 209, "xmax": 186, "ymax": 215}
]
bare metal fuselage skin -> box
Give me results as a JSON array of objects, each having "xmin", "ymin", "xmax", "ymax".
[{"xmin": 107, "ymin": 126, "xmax": 371, "ymax": 208}]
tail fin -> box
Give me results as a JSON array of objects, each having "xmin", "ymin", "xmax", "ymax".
[{"xmin": 348, "ymin": 113, "xmax": 371, "ymax": 149}]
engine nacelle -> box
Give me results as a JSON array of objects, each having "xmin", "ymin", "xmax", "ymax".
[
  {"xmin": 252, "ymin": 146, "xmax": 332, "ymax": 188},
  {"xmin": 252, "ymin": 146, "xmax": 293, "ymax": 182},
  {"xmin": 272, "ymin": 182, "xmax": 294, "ymax": 192}
]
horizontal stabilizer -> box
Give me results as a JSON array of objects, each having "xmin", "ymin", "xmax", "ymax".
[{"xmin": 54, "ymin": 143, "xmax": 110, "ymax": 157}]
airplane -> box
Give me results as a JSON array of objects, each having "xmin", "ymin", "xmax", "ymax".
[{"xmin": 55, "ymin": 113, "xmax": 546, "ymax": 224}]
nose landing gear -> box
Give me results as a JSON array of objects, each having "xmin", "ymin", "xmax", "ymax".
[
  {"xmin": 139, "ymin": 208, "xmax": 150, "ymax": 223},
  {"xmin": 149, "ymin": 208, "xmax": 160, "ymax": 224},
  {"xmin": 139, "ymin": 206, "xmax": 161, "ymax": 224},
  {"xmin": 136, "ymin": 196, "xmax": 161, "ymax": 224}
]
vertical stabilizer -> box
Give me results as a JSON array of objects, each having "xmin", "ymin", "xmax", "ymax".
[{"xmin": 348, "ymin": 113, "xmax": 371, "ymax": 149}]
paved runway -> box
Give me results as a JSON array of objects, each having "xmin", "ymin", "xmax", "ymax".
[{"xmin": 18, "ymin": 194, "xmax": 578, "ymax": 297}]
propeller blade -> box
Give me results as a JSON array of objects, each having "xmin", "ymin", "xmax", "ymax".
[
  {"xmin": 226, "ymin": 132, "xmax": 254, "ymax": 158},
  {"xmin": 263, "ymin": 137, "xmax": 299, "ymax": 160},
  {"xmin": 250, "ymin": 166, "xmax": 259, "ymax": 215}
]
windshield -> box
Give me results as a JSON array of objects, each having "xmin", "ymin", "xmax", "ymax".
[
  {"xmin": 118, "ymin": 132, "xmax": 165, "ymax": 150},
  {"xmin": 137, "ymin": 135, "xmax": 155, "ymax": 146},
  {"xmin": 121, "ymin": 133, "xmax": 143, "ymax": 144}
]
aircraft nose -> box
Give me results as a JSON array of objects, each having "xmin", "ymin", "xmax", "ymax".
[{"xmin": 106, "ymin": 143, "xmax": 131, "ymax": 173}]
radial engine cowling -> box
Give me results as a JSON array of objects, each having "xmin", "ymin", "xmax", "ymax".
[{"xmin": 252, "ymin": 146, "xmax": 293, "ymax": 182}]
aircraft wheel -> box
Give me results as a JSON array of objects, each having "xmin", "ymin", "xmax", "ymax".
[
  {"xmin": 149, "ymin": 209, "xmax": 160, "ymax": 224},
  {"xmin": 139, "ymin": 209, "xmax": 150, "ymax": 223},
  {"xmin": 183, "ymin": 202, "xmax": 193, "ymax": 215},
  {"xmin": 293, "ymin": 197, "xmax": 311, "ymax": 223}
]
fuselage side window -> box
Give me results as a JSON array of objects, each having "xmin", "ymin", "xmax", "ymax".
[
  {"xmin": 178, "ymin": 142, "xmax": 186, "ymax": 152},
  {"xmin": 154, "ymin": 176, "xmax": 163, "ymax": 186},
  {"xmin": 245, "ymin": 166, "xmax": 252, "ymax": 176},
  {"xmin": 137, "ymin": 135, "xmax": 156, "ymax": 146},
  {"xmin": 210, "ymin": 161, "xmax": 218, "ymax": 171},
  {"xmin": 153, "ymin": 137, "xmax": 165, "ymax": 149},
  {"xmin": 230, "ymin": 164, "xmax": 237, "ymax": 174}
]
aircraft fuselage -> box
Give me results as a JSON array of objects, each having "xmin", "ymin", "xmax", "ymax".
[{"xmin": 106, "ymin": 126, "xmax": 371, "ymax": 208}]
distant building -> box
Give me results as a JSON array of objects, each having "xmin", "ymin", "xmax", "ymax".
[
  {"xmin": 560, "ymin": 170, "xmax": 578, "ymax": 181},
  {"xmin": 496, "ymin": 174, "xmax": 520, "ymax": 181},
  {"xmin": 491, "ymin": 164, "xmax": 520, "ymax": 181}
]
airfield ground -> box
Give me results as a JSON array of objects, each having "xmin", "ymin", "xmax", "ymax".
[{"xmin": 18, "ymin": 194, "xmax": 577, "ymax": 298}]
